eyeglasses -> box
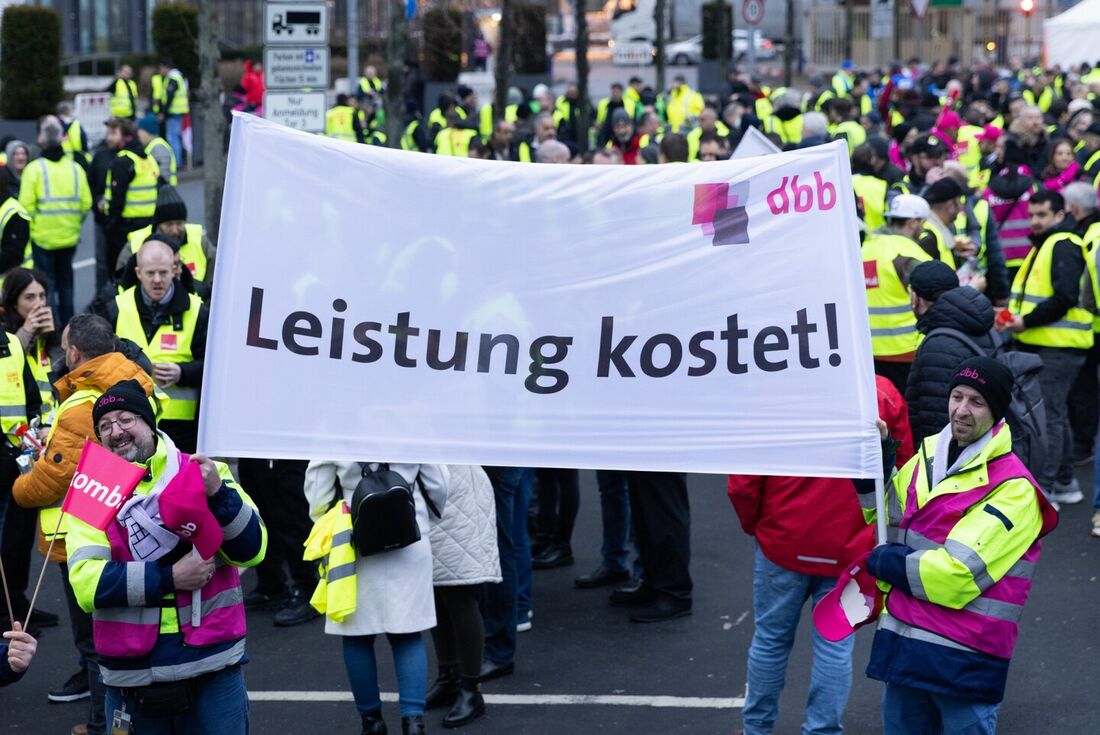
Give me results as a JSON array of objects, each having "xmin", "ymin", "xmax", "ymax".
[{"xmin": 97, "ymin": 414, "xmax": 138, "ymax": 437}]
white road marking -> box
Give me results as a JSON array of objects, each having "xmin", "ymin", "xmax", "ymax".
[
  {"xmin": 74, "ymin": 258, "xmax": 96, "ymax": 270},
  {"xmin": 248, "ymin": 691, "xmax": 744, "ymax": 709}
]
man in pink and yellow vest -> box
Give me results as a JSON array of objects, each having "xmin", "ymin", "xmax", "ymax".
[
  {"xmin": 857, "ymin": 357, "xmax": 1057, "ymax": 734},
  {"xmin": 67, "ymin": 379, "xmax": 266, "ymax": 734}
]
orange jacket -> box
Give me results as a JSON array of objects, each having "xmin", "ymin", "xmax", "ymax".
[{"xmin": 13, "ymin": 351, "xmax": 153, "ymax": 561}]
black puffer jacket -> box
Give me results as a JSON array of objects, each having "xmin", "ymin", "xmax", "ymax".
[{"xmin": 905, "ymin": 287, "xmax": 997, "ymax": 442}]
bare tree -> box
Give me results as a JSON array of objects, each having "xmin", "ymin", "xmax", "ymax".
[
  {"xmin": 386, "ymin": 0, "xmax": 407, "ymax": 147},
  {"xmin": 575, "ymin": 0, "xmax": 591, "ymax": 153},
  {"xmin": 654, "ymin": 0, "xmax": 667, "ymax": 93},
  {"xmin": 197, "ymin": 0, "xmax": 225, "ymax": 242},
  {"xmin": 494, "ymin": 0, "xmax": 514, "ymax": 119},
  {"xmin": 717, "ymin": 1, "xmax": 730, "ymax": 89},
  {"xmin": 784, "ymin": 0, "xmax": 795, "ymax": 87}
]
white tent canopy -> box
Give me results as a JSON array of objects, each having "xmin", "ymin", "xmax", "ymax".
[{"xmin": 1044, "ymin": 0, "xmax": 1100, "ymax": 69}]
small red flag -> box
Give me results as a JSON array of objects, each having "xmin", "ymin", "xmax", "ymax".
[{"xmin": 61, "ymin": 441, "xmax": 145, "ymax": 531}]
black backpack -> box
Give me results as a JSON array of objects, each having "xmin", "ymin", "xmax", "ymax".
[
  {"xmin": 919, "ymin": 327, "xmax": 1047, "ymax": 473},
  {"xmin": 349, "ymin": 463, "xmax": 441, "ymax": 557}
]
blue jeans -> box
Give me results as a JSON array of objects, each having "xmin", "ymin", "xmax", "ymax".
[
  {"xmin": 342, "ymin": 633, "xmax": 427, "ymax": 718},
  {"xmin": 1092, "ymin": 438, "xmax": 1100, "ymax": 509},
  {"xmin": 481, "ymin": 467, "xmax": 531, "ymax": 665},
  {"xmin": 882, "ymin": 683, "xmax": 1000, "ymax": 735},
  {"xmin": 743, "ymin": 548, "xmax": 854, "ymax": 735},
  {"xmin": 165, "ymin": 115, "xmax": 184, "ymax": 165},
  {"xmin": 31, "ymin": 245, "xmax": 75, "ymax": 326},
  {"xmin": 596, "ymin": 470, "xmax": 631, "ymax": 573},
  {"xmin": 103, "ymin": 665, "xmax": 248, "ymax": 735}
]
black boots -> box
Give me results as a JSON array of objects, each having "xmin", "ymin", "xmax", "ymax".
[
  {"xmin": 361, "ymin": 709, "xmax": 387, "ymax": 735},
  {"xmin": 442, "ymin": 677, "xmax": 486, "ymax": 729},
  {"xmin": 424, "ymin": 665, "xmax": 461, "ymax": 710},
  {"xmin": 402, "ymin": 716, "xmax": 426, "ymax": 735}
]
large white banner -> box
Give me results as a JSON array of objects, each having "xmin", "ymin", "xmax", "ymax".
[{"xmin": 201, "ymin": 114, "xmax": 881, "ymax": 477}]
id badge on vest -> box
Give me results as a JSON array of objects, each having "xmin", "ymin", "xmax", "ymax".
[
  {"xmin": 160, "ymin": 333, "xmax": 178, "ymax": 353},
  {"xmin": 111, "ymin": 707, "xmax": 132, "ymax": 735}
]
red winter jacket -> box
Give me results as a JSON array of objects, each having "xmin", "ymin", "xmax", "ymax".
[{"xmin": 726, "ymin": 377, "xmax": 914, "ymax": 577}]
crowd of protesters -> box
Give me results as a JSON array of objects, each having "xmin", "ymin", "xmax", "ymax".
[{"xmin": 0, "ymin": 49, "xmax": 1098, "ymax": 735}]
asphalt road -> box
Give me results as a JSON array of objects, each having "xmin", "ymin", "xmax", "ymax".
[{"xmin": 2, "ymin": 467, "xmax": 1097, "ymax": 734}]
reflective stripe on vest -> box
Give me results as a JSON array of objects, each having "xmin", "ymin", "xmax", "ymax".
[
  {"xmin": 309, "ymin": 506, "xmax": 357, "ymax": 621},
  {"xmin": 1010, "ymin": 232, "xmax": 1094, "ymax": 349},
  {"xmin": 33, "ymin": 156, "xmax": 83, "ymax": 211},
  {"xmin": 114, "ymin": 287, "xmax": 202, "ymax": 420},
  {"xmin": 28, "ymin": 339, "xmax": 53, "ymax": 414},
  {"xmin": 92, "ymin": 447, "xmax": 184, "ymax": 659},
  {"xmin": 31, "ymin": 157, "xmax": 86, "ymax": 249},
  {"xmin": 863, "ymin": 233, "xmax": 933, "ymax": 357},
  {"xmin": 887, "ymin": 447, "xmax": 1044, "ymax": 659},
  {"xmin": 106, "ymin": 150, "xmax": 159, "ymax": 221},
  {"xmin": 0, "ymin": 332, "xmax": 28, "ymax": 447},
  {"xmin": 100, "ymin": 638, "xmax": 247, "ymax": 689}
]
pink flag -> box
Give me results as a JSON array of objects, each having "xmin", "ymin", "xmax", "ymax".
[
  {"xmin": 61, "ymin": 441, "xmax": 145, "ymax": 531},
  {"xmin": 159, "ymin": 458, "xmax": 223, "ymax": 558}
]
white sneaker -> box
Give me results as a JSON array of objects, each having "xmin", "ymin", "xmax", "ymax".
[
  {"xmin": 1052, "ymin": 479, "xmax": 1084, "ymax": 505},
  {"xmin": 1091, "ymin": 511, "xmax": 1100, "ymax": 538},
  {"xmin": 517, "ymin": 609, "xmax": 533, "ymax": 632}
]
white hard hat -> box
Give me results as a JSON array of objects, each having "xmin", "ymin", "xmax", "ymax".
[{"xmin": 887, "ymin": 194, "xmax": 930, "ymax": 221}]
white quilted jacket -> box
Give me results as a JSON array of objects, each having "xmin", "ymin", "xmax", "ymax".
[{"xmin": 429, "ymin": 465, "xmax": 501, "ymax": 586}]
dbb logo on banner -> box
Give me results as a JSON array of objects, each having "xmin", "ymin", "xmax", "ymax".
[{"xmin": 61, "ymin": 440, "xmax": 145, "ymax": 530}]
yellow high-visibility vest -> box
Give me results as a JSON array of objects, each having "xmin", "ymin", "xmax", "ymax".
[
  {"xmin": 128, "ymin": 223, "xmax": 207, "ymax": 282},
  {"xmin": 160, "ymin": 70, "xmax": 190, "ymax": 115},
  {"xmin": 105, "ymin": 150, "xmax": 159, "ymax": 221},
  {"xmin": 110, "ymin": 78, "xmax": 138, "ymax": 118},
  {"xmin": 19, "ymin": 157, "xmax": 90, "ymax": 249},
  {"xmin": 853, "ymin": 174, "xmax": 888, "ymax": 231},
  {"xmin": 434, "ymin": 128, "xmax": 476, "ymax": 157},
  {"xmin": 325, "ymin": 106, "xmax": 358, "ymax": 142},
  {"xmin": 863, "ymin": 233, "xmax": 933, "ymax": 358},
  {"xmin": 1011, "ymin": 232, "xmax": 1094, "ymax": 349},
  {"xmin": 113, "ymin": 287, "xmax": 203, "ymax": 420}
]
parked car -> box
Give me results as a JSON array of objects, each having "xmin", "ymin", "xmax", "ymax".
[{"xmin": 660, "ymin": 31, "xmax": 776, "ymax": 66}]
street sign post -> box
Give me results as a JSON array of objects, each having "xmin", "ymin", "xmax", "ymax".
[
  {"xmin": 742, "ymin": 0, "xmax": 764, "ymax": 76},
  {"xmin": 742, "ymin": 0, "xmax": 765, "ymax": 26},
  {"xmin": 262, "ymin": 91, "xmax": 327, "ymax": 132},
  {"xmin": 872, "ymin": 0, "xmax": 894, "ymax": 40},
  {"xmin": 263, "ymin": 1, "xmax": 330, "ymax": 133},
  {"xmin": 264, "ymin": 45, "xmax": 330, "ymax": 89},
  {"xmin": 264, "ymin": 2, "xmax": 329, "ymax": 45}
]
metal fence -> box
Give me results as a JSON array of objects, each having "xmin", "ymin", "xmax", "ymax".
[{"xmin": 804, "ymin": 6, "xmax": 1055, "ymax": 71}]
